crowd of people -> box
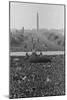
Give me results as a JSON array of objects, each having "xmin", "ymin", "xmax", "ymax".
[{"xmin": 10, "ymin": 55, "xmax": 65, "ymax": 99}]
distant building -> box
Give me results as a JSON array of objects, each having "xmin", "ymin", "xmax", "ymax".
[
  {"xmin": 22, "ymin": 27, "xmax": 24, "ymax": 34},
  {"xmin": 20, "ymin": 27, "xmax": 24, "ymax": 34}
]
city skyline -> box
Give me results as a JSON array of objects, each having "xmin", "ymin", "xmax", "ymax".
[{"xmin": 10, "ymin": 2, "xmax": 64, "ymax": 30}]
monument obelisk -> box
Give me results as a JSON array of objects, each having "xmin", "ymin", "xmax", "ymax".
[{"xmin": 37, "ymin": 12, "xmax": 39, "ymax": 32}]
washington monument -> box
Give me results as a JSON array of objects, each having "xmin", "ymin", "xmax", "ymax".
[{"xmin": 37, "ymin": 12, "xmax": 39, "ymax": 32}]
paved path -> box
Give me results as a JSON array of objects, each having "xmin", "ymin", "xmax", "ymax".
[{"xmin": 10, "ymin": 51, "xmax": 65, "ymax": 56}]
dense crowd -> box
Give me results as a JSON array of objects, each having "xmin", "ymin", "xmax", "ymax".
[{"xmin": 10, "ymin": 55, "xmax": 65, "ymax": 99}]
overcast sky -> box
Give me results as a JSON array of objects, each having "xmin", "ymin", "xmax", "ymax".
[{"xmin": 10, "ymin": 2, "xmax": 64, "ymax": 30}]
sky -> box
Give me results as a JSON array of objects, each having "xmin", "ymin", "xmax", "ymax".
[{"xmin": 10, "ymin": 2, "xmax": 64, "ymax": 30}]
